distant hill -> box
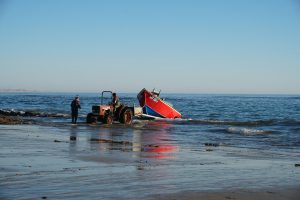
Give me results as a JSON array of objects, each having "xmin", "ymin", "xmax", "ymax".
[{"xmin": 0, "ymin": 89, "xmax": 37, "ymax": 93}]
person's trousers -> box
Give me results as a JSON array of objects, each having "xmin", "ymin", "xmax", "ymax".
[{"xmin": 72, "ymin": 110, "xmax": 78, "ymax": 123}]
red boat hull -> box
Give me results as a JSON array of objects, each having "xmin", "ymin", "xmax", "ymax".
[{"xmin": 137, "ymin": 88, "xmax": 182, "ymax": 119}]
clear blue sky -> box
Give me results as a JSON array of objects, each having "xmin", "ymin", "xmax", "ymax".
[{"xmin": 0, "ymin": 0, "xmax": 299, "ymax": 94}]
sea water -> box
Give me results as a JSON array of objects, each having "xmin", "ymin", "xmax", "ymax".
[
  {"xmin": 0, "ymin": 92, "xmax": 299, "ymax": 152},
  {"xmin": 0, "ymin": 92, "xmax": 300, "ymax": 199}
]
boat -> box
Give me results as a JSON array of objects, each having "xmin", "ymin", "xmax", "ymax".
[{"xmin": 137, "ymin": 88, "xmax": 182, "ymax": 119}]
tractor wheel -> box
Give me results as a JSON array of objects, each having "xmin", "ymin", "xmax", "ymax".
[
  {"xmin": 86, "ymin": 113, "xmax": 97, "ymax": 123},
  {"xmin": 120, "ymin": 108, "xmax": 133, "ymax": 125},
  {"xmin": 103, "ymin": 114, "xmax": 113, "ymax": 125}
]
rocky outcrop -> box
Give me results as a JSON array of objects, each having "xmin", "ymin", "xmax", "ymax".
[
  {"xmin": 0, "ymin": 109, "xmax": 68, "ymax": 118},
  {"xmin": 0, "ymin": 114, "xmax": 23, "ymax": 125}
]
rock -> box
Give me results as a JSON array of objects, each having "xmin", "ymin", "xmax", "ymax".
[
  {"xmin": 0, "ymin": 109, "xmax": 26, "ymax": 116},
  {"xmin": 295, "ymin": 164, "xmax": 300, "ymax": 167},
  {"xmin": 0, "ymin": 114, "xmax": 23, "ymax": 125},
  {"xmin": 24, "ymin": 111, "xmax": 40, "ymax": 117},
  {"xmin": 90, "ymin": 138, "xmax": 132, "ymax": 145},
  {"xmin": 204, "ymin": 143, "xmax": 219, "ymax": 147},
  {"xmin": 137, "ymin": 165, "xmax": 144, "ymax": 170},
  {"xmin": 70, "ymin": 136, "xmax": 77, "ymax": 141}
]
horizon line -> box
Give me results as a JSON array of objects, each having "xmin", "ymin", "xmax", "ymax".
[{"xmin": 0, "ymin": 90, "xmax": 299, "ymax": 96}]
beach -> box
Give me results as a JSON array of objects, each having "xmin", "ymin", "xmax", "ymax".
[
  {"xmin": 1, "ymin": 0, "xmax": 300, "ymax": 198},
  {"xmin": 154, "ymin": 188, "xmax": 300, "ymax": 200},
  {"xmin": 1, "ymin": 120, "xmax": 299, "ymax": 200}
]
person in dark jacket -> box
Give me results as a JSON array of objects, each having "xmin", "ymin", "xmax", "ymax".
[{"xmin": 71, "ymin": 96, "xmax": 81, "ymax": 124}]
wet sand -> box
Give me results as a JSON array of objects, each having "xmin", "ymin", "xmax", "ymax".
[
  {"xmin": 153, "ymin": 187, "xmax": 300, "ymax": 200},
  {"xmin": 0, "ymin": 123, "xmax": 299, "ymax": 199}
]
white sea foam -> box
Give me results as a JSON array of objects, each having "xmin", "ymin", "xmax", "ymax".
[{"xmin": 227, "ymin": 127, "xmax": 272, "ymax": 135}]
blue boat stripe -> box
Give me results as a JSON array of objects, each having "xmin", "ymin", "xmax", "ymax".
[{"xmin": 143, "ymin": 106, "xmax": 164, "ymax": 118}]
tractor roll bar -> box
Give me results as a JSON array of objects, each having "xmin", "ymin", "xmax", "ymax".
[{"xmin": 101, "ymin": 91, "xmax": 113, "ymax": 105}]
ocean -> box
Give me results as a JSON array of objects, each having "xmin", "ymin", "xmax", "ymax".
[
  {"xmin": 1, "ymin": 92, "xmax": 299, "ymax": 152},
  {"xmin": 0, "ymin": 92, "xmax": 300, "ymax": 199}
]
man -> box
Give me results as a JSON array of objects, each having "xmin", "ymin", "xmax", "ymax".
[
  {"xmin": 71, "ymin": 96, "xmax": 81, "ymax": 124},
  {"xmin": 111, "ymin": 93, "xmax": 121, "ymax": 113}
]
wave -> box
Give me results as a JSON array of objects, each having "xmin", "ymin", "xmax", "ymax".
[
  {"xmin": 170, "ymin": 118, "xmax": 300, "ymax": 127},
  {"xmin": 170, "ymin": 118, "xmax": 275, "ymax": 126},
  {"xmin": 226, "ymin": 127, "xmax": 273, "ymax": 135}
]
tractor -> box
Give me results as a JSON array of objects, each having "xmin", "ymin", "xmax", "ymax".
[{"xmin": 86, "ymin": 91, "xmax": 139, "ymax": 125}]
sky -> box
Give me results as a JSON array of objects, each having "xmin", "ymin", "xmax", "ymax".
[{"xmin": 0, "ymin": 0, "xmax": 299, "ymax": 94}]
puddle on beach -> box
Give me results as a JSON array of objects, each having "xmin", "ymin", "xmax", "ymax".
[{"xmin": 0, "ymin": 123, "xmax": 300, "ymax": 199}]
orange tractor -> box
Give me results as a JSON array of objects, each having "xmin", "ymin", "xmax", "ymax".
[{"xmin": 86, "ymin": 91, "xmax": 141, "ymax": 125}]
